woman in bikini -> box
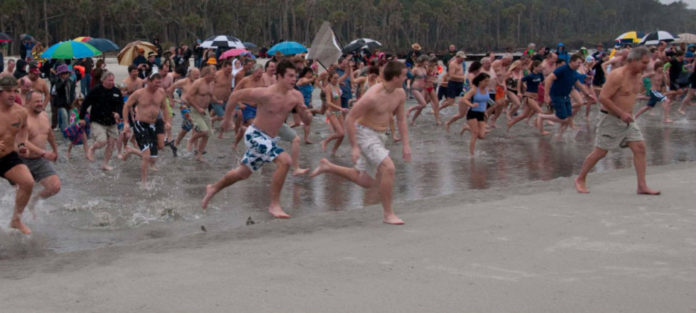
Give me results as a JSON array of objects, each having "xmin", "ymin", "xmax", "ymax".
[
  {"xmin": 507, "ymin": 60, "xmax": 545, "ymax": 131},
  {"xmin": 504, "ymin": 60, "xmax": 524, "ymax": 121},
  {"xmin": 445, "ymin": 61, "xmax": 482, "ymax": 133},
  {"xmin": 320, "ymin": 72, "xmax": 348, "ymax": 156},
  {"xmin": 407, "ymin": 55, "xmax": 430, "ymax": 125}
]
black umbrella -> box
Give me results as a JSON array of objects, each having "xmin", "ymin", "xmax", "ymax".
[
  {"xmin": 342, "ymin": 38, "xmax": 382, "ymax": 54},
  {"xmin": 639, "ymin": 31, "xmax": 677, "ymax": 46},
  {"xmin": 86, "ymin": 38, "xmax": 120, "ymax": 52},
  {"xmin": 200, "ymin": 35, "xmax": 244, "ymax": 49},
  {"xmin": 19, "ymin": 33, "xmax": 35, "ymax": 41},
  {"xmin": 0, "ymin": 32, "xmax": 11, "ymax": 43}
]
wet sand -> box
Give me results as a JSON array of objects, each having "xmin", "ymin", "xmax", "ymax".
[{"xmin": 1, "ymin": 161, "xmax": 695, "ymax": 312}]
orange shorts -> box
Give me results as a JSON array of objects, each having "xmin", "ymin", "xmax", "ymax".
[{"xmin": 495, "ymin": 85, "xmax": 506, "ymax": 101}]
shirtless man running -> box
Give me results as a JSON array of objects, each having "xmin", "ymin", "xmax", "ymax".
[
  {"xmin": 211, "ymin": 60, "xmax": 233, "ymax": 131},
  {"xmin": 183, "ymin": 65, "xmax": 216, "ymax": 161},
  {"xmin": 230, "ymin": 64, "xmax": 265, "ymax": 149},
  {"xmin": 122, "ymin": 73, "xmax": 171, "ymax": 183},
  {"xmin": 0, "ymin": 76, "xmax": 34, "ymax": 234},
  {"xmin": 20, "ymin": 90, "xmax": 61, "ymax": 214},
  {"xmin": 202, "ymin": 60, "xmax": 313, "ymax": 218},
  {"xmin": 168, "ymin": 68, "xmax": 200, "ymax": 148},
  {"xmin": 575, "ymin": 47, "xmax": 660, "ymax": 196},
  {"xmin": 310, "ymin": 61, "xmax": 412, "ymax": 225}
]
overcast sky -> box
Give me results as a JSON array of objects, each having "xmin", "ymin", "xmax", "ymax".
[{"xmin": 660, "ymin": 0, "xmax": 696, "ymax": 8}]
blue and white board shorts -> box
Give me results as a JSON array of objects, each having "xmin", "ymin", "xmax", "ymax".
[{"xmin": 241, "ymin": 125, "xmax": 284, "ymax": 171}]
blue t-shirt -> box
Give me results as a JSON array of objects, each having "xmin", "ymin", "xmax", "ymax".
[
  {"xmin": 336, "ymin": 69, "xmax": 352, "ymax": 99},
  {"xmin": 297, "ymin": 84, "xmax": 313, "ymax": 106},
  {"xmin": 522, "ymin": 72, "xmax": 544, "ymax": 93},
  {"xmin": 549, "ymin": 65, "xmax": 578, "ymax": 97}
]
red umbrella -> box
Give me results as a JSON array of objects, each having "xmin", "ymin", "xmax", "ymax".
[{"xmin": 220, "ymin": 48, "xmax": 252, "ymax": 59}]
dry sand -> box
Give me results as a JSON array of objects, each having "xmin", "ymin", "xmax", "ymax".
[{"xmin": 1, "ymin": 161, "xmax": 695, "ymax": 312}]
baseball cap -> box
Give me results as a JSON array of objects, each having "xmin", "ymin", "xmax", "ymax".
[{"xmin": 455, "ymin": 51, "xmax": 467, "ymax": 58}]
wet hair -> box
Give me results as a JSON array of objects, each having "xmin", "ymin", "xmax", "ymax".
[
  {"xmin": 252, "ymin": 64, "xmax": 263, "ymax": 72},
  {"xmin": 628, "ymin": 46, "xmax": 651, "ymax": 61},
  {"xmin": 128, "ymin": 65, "xmax": 138, "ymax": 73},
  {"xmin": 530, "ymin": 60, "xmax": 541, "ymax": 71},
  {"xmin": 265, "ymin": 59, "xmax": 276, "ymax": 70},
  {"xmin": 468, "ymin": 61, "xmax": 482, "ymax": 73},
  {"xmin": 367, "ymin": 66, "xmax": 380, "ymax": 76},
  {"xmin": 222, "ymin": 60, "xmax": 232, "ymax": 67},
  {"xmin": 555, "ymin": 59, "xmax": 566, "ymax": 66},
  {"xmin": 472, "ymin": 73, "xmax": 490, "ymax": 87},
  {"xmin": 276, "ymin": 60, "xmax": 296, "ymax": 77},
  {"xmin": 299, "ymin": 67, "xmax": 313, "ymax": 77},
  {"xmin": 101, "ymin": 71, "xmax": 114, "ymax": 83},
  {"xmin": 654, "ymin": 61, "xmax": 664, "ymax": 71},
  {"xmin": 25, "ymin": 89, "xmax": 45, "ymax": 103},
  {"xmin": 200, "ymin": 65, "xmax": 215, "ymax": 76},
  {"xmin": 382, "ymin": 61, "xmax": 405, "ymax": 82},
  {"xmin": 570, "ymin": 54, "xmax": 584, "ymax": 63}
]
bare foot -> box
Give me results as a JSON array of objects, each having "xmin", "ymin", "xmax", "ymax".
[
  {"xmin": 444, "ymin": 123, "xmax": 451, "ymax": 132},
  {"xmin": 268, "ymin": 205, "xmax": 290, "ymax": 218},
  {"xmin": 10, "ymin": 219, "xmax": 32, "ymax": 234},
  {"xmin": 304, "ymin": 138, "xmax": 313, "ymax": 144},
  {"xmin": 86, "ymin": 147, "xmax": 95, "ymax": 162},
  {"xmin": 310, "ymin": 158, "xmax": 331, "ymax": 177},
  {"xmin": 383, "ymin": 214, "xmax": 404, "ymax": 225},
  {"xmin": 201, "ymin": 184, "xmax": 216, "ymax": 210},
  {"xmin": 637, "ymin": 187, "xmax": 661, "ymax": 195},
  {"xmin": 574, "ymin": 177, "xmax": 589, "ymax": 194},
  {"xmin": 150, "ymin": 165, "xmax": 159, "ymax": 172},
  {"xmin": 435, "ymin": 120, "xmax": 442, "ymax": 126},
  {"xmin": 101, "ymin": 164, "xmax": 114, "ymax": 171},
  {"xmin": 321, "ymin": 139, "xmax": 328, "ymax": 153},
  {"xmin": 195, "ymin": 154, "xmax": 207, "ymax": 163},
  {"xmin": 459, "ymin": 126, "xmax": 470, "ymax": 135},
  {"xmin": 678, "ymin": 109, "xmax": 686, "ymax": 115},
  {"xmin": 292, "ymin": 167, "xmax": 310, "ymax": 176}
]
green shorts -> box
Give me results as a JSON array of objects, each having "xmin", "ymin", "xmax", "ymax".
[
  {"xmin": 595, "ymin": 111, "xmax": 644, "ymax": 150},
  {"xmin": 189, "ymin": 109, "xmax": 212, "ymax": 135}
]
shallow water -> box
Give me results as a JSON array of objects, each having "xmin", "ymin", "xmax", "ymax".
[{"xmin": 2, "ymin": 97, "xmax": 695, "ymax": 255}]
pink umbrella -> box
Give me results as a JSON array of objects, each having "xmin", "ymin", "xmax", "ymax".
[{"xmin": 220, "ymin": 48, "xmax": 251, "ymax": 59}]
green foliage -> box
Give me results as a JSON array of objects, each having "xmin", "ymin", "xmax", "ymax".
[{"xmin": 2, "ymin": 0, "xmax": 695, "ymax": 54}]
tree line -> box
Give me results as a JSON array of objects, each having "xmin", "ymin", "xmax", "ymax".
[{"xmin": 1, "ymin": 0, "xmax": 695, "ymax": 55}]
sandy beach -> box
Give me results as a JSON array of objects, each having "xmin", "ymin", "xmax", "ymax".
[{"xmin": 1, "ymin": 161, "xmax": 695, "ymax": 312}]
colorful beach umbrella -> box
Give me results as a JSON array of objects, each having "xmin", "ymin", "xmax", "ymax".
[
  {"xmin": 40, "ymin": 40, "xmax": 102, "ymax": 59},
  {"xmin": 615, "ymin": 31, "xmax": 645, "ymax": 44},
  {"xmin": 86, "ymin": 38, "xmax": 120, "ymax": 52},
  {"xmin": 200, "ymin": 35, "xmax": 245, "ymax": 49},
  {"xmin": 219, "ymin": 48, "xmax": 252, "ymax": 59},
  {"xmin": 117, "ymin": 40, "xmax": 157, "ymax": 65},
  {"xmin": 267, "ymin": 41, "xmax": 307, "ymax": 56},
  {"xmin": 342, "ymin": 38, "xmax": 382, "ymax": 54},
  {"xmin": 73, "ymin": 36, "xmax": 92, "ymax": 42},
  {"xmin": 0, "ymin": 32, "xmax": 11, "ymax": 43},
  {"xmin": 640, "ymin": 31, "xmax": 677, "ymax": 46}
]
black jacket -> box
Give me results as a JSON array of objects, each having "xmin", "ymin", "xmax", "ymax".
[
  {"xmin": 80, "ymin": 84, "xmax": 124, "ymax": 126},
  {"xmin": 52, "ymin": 77, "xmax": 76, "ymax": 110}
]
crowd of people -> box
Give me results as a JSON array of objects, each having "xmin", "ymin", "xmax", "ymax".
[{"xmin": 4, "ymin": 37, "xmax": 693, "ymax": 235}]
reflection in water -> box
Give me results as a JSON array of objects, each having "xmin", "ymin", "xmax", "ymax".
[{"xmin": 1, "ymin": 101, "xmax": 695, "ymax": 253}]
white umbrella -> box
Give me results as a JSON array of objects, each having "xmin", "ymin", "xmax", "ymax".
[
  {"xmin": 200, "ymin": 35, "xmax": 245, "ymax": 49},
  {"xmin": 675, "ymin": 33, "xmax": 696, "ymax": 44},
  {"xmin": 639, "ymin": 31, "xmax": 677, "ymax": 46}
]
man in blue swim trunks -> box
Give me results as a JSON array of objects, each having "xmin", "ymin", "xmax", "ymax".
[
  {"xmin": 228, "ymin": 64, "xmax": 265, "ymax": 149},
  {"xmin": 537, "ymin": 54, "xmax": 597, "ymax": 136},
  {"xmin": 211, "ymin": 60, "xmax": 233, "ymax": 133},
  {"xmin": 202, "ymin": 60, "xmax": 313, "ymax": 219}
]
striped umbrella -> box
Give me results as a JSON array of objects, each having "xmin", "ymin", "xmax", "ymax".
[
  {"xmin": 200, "ymin": 35, "xmax": 245, "ymax": 49},
  {"xmin": 640, "ymin": 31, "xmax": 677, "ymax": 46},
  {"xmin": 40, "ymin": 40, "xmax": 102, "ymax": 59},
  {"xmin": 615, "ymin": 31, "xmax": 644, "ymax": 44},
  {"xmin": 267, "ymin": 41, "xmax": 307, "ymax": 56}
]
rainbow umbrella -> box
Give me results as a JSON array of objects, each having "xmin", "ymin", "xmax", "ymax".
[
  {"xmin": 40, "ymin": 40, "xmax": 102, "ymax": 59},
  {"xmin": 73, "ymin": 36, "xmax": 92, "ymax": 42}
]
